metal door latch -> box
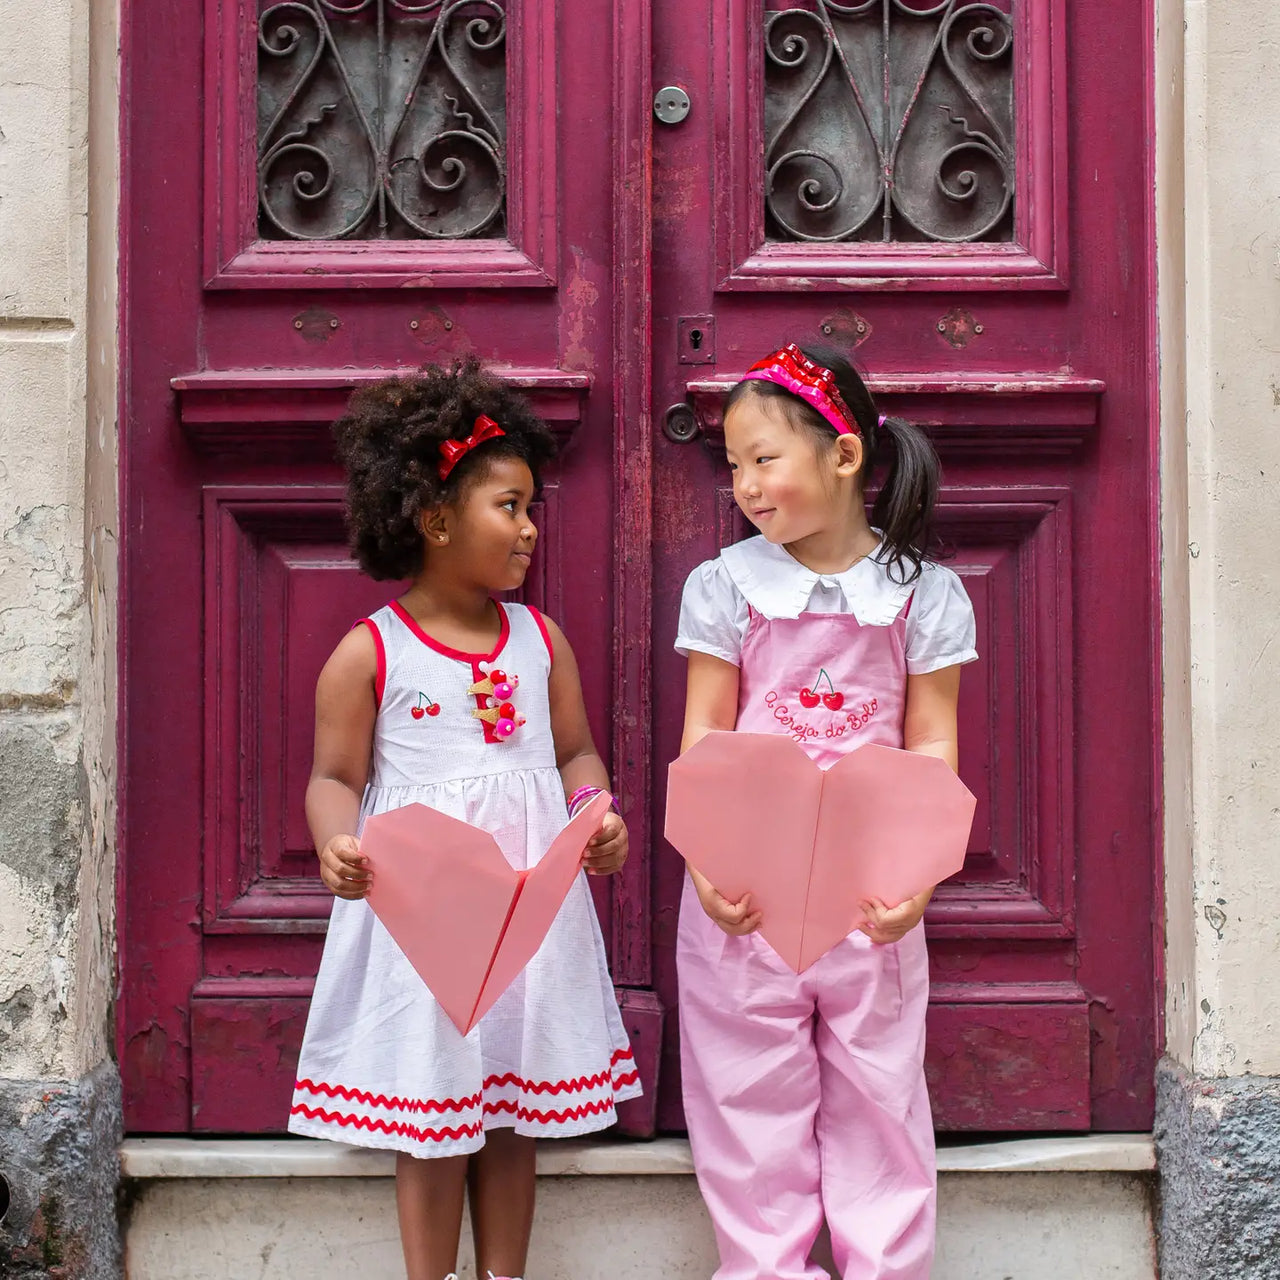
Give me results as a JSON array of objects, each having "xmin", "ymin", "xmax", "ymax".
[{"xmin": 654, "ymin": 86, "xmax": 691, "ymax": 125}]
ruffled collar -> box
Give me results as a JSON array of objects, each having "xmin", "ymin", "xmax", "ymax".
[{"xmin": 719, "ymin": 535, "xmax": 913, "ymax": 626}]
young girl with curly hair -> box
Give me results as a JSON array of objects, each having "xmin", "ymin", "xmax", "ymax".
[{"xmin": 288, "ymin": 357, "xmax": 640, "ymax": 1280}]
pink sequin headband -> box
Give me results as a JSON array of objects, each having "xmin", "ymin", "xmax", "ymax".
[
  {"xmin": 438, "ymin": 415, "xmax": 505, "ymax": 481},
  {"xmin": 740, "ymin": 343, "xmax": 886, "ymax": 436}
]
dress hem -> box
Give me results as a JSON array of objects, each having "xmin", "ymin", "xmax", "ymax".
[{"xmin": 287, "ymin": 1078, "xmax": 643, "ymax": 1159}]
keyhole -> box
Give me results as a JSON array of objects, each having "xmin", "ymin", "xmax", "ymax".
[{"xmin": 689, "ymin": 329, "xmax": 703, "ymax": 351}]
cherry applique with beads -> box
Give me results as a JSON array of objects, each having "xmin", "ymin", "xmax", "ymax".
[{"xmin": 467, "ymin": 668, "xmax": 525, "ymax": 741}]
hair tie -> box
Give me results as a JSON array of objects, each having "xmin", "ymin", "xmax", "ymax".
[
  {"xmin": 740, "ymin": 343, "xmax": 860, "ymax": 437},
  {"xmin": 877, "ymin": 413, "xmax": 887, "ymax": 429},
  {"xmin": 438, "ymin": 415, "xmax": 505, "ymax": 481}
]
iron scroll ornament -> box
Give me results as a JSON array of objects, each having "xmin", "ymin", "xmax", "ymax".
[
  {"xmin": 257, "ymin": 0, "xmax": 507, "ymax": 241},
  {"xmin": 764, "ymin": 0, "xmax": 1014, "ymax": 244}
]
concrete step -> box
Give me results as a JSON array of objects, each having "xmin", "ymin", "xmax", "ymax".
[{"xmin": 121, "ymin": 1136, "xmax": 1157, "ymax": 1279}]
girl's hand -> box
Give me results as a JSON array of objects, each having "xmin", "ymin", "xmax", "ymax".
[
  {"xmin": 696, "ymin": 880, "xmax": 763, "ymax": 936},
  {"xmin": 582, "ymin": 811, "xmax": 628, "ymax": 876},
  {"xmin": 318, "ymin": 835, "xmax": 371, "ymax": 899},
  {"xmin": 858, "ymin": 889, "xmax": 931, "ymax": 945}
]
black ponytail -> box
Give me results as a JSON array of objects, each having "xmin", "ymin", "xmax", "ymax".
[
  {"xmin": 867, "ymin": 414, "xmax": 940, "ymax": 584},
  {"xmin": 726, "ymin": 344, "xmax": 942, "ymax": 584}
]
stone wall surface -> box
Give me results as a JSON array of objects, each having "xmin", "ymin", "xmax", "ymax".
[
  {"xmin": 1155, "ymin": 0, "xmax": 1280, "ymax": 1272},
  {"xmin": 0, "ymin": 0, "xmax": 121, "ymax": 1275},
  {"xmin": 1156, "ymin": 1062, "xmax": 1280, "ymax": 1279},
  {"xmin": 0, "ymin": 1064, "xmax": 122, "ymax": 1279},
  {"xmin": 1161, "ymin": 0, "xmax": 1280, "ymax": 1082}
]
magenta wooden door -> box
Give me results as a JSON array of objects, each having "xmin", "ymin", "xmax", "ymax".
[
  {"xmin": 119, "ymin": 0, "xmax": 660, "ymax": 1133},
  {"xmin": 120, "ymin": 0, "xmax": 1158, "ymax": 1137},
  {"xmin": 647, "ymin": 0, "xmax": 1158, "ymax": 1131}
]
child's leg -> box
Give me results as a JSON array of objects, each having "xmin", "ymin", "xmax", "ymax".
[
  {"xmin": 468, "ymin": 1127, "xmax": 537, "ymax": 1279},
  {"xmin": 396, "ymin": 1151, "xmax": 469, "ymax": 1280},
  {"xmin": 814, "ymin": 928, "xmax": 935, "ymax": 1280},
  {"xmin": 678, "ymin": 886, "xmax": 828, "ymax": 1280}
]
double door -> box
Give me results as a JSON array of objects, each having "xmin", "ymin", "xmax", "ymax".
[{"xmin": 121, "ymin": 0, "xmax": 1157, "ymax": 1134}]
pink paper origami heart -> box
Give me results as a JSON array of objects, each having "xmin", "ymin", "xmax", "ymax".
[
  {"xmin": 665, "ymin": 732, "xmax": 976, "ymax": 972},
  {"xmin": 363, "ymin": 792, "xmax": 611, "ymax": 1034}
]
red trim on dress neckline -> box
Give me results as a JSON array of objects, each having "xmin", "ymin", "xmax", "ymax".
[
  {"xmin": 355, "ymin": 618, "xmax": 386, "ymax": 707},
  {"xmin": 389, "ymin": 599, "xmax": 511, "ymax": 665},
  {"xmin": 527, "ymin": 606, "xmax": 554, "ymax": 661}
]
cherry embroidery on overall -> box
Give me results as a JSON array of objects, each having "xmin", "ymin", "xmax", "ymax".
[
  {"xmin": 799, "ymin": 667, "xmax": 845, "ymax": 712},
  {"xmin": 410, "ymin": 691, "xmax": 441, "ymax": 720},
  {"xmin": 468, "ymin": 667, "xmax": 526, "ymax": 741}
]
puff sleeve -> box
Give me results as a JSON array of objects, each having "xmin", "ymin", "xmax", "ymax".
[
  {"xmin": 904, "ymin": 564, "xmax": 979, "ymax": 675},
  {"xmin": 674, "ymin": 558, "xmax": 750, "ymax": 667}
]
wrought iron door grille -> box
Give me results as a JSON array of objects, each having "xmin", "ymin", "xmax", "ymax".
[
  {"xmin": 257, "ymin": 0, "xmax": 507, "ymax": 241},
  {"xmin": 764, "ymin": 0, "xmax": 1014, "ymax": 244}
]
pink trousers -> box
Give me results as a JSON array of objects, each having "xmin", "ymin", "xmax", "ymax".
[{"xmin": 678, "ymin": 879, "xmax": 936, "ymax": 1280}]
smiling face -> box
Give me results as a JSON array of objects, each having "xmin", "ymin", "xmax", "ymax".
[
  {"xmin": 430, "ymin": 454, "xmax": 538, "ymax": 591},
  {"xmin": 724, "ymin": 392, "xmax": 856, "ymax": 546}
]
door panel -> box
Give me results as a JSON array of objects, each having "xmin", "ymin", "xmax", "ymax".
[
  {"xmin": 648, "ymin": 0, "xmax": 1155, "ymax": 1131},
  {"xmin": 121, "ymin": 0, "xmax": 662, "ymax": 1133}
]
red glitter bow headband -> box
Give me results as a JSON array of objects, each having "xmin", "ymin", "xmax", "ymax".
[
  {"xmin": 438, "ymin": 415, "xmax": 506, "ymax": 481},
  {"xmin": 740, "ymin": 343, "xmax": 863, "ymax": 437}
]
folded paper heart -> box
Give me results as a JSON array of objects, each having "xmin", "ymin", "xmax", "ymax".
[
  {"xmin": 666, "ymin": 732, "xmax": 976, "ymax": 972},
  {"xmin": 363, "ymin": 791, "xmax": 612, "ymax": 1034}
]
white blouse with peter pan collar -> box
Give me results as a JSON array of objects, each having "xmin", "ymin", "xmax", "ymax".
[{"xmin": 675, "ymin": 534, "xmax": 978, "ymax": 676}]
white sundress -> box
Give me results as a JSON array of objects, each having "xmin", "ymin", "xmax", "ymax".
[{"xmin": 288, "ymin": 599, "xmax": 640, "ymax": 1158}]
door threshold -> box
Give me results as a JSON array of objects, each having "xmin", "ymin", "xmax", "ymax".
[{"xmin": 120, "ymin": 1133, "xmax": 1155, "ymax": 1180}]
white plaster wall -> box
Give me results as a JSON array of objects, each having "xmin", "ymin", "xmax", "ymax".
[
  {"xmin": 1160, "ymin": 0, "xmax": 1280, "ymax": 1076},
  {"xmin": 0, "ymin": 0, "xmax": 116, "ymax": 1084}
]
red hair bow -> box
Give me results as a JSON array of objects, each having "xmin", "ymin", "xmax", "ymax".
[
  {"xmin": 740, "ymin": 343, "xmax": 860, "ymax": 437},
  {"xmin": 437, "ymin": 415, "xmax": 506, "ymax": 481}
]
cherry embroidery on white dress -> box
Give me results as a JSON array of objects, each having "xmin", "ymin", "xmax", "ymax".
[
  {"xmin": 410, "ymin": 691, "xmax": 441, "ymax": 721},
  {"xmin": 468, "ymin": 667, "xmax": 526, "ymax": 741}
]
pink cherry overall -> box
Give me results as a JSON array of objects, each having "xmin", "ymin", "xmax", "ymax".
[{"xmin": 677, "ymin": 599, "xmax": 935, "ymax": 1280}]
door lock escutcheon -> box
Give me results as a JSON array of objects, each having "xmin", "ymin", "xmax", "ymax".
[
  {"xmin": 654, "ymin": 85, "xmax": 691, "ymax": 125},
  {"xmin": 678, "ymin": 315, "xmax": 715, "ymax": 365}
]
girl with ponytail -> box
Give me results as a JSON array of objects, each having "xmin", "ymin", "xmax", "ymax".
[{"xmin": 673, "ymin": 343, "xmax": 977, "ymax": 1279}]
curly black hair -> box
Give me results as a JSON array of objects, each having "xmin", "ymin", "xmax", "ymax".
[{"xmin": 333, "ymin": 355, "xmax": 558, "ymax": 580}]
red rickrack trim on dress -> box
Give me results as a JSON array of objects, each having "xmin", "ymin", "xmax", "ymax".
[
  {"xmin": 293, "ymin": 1048, "xmax": 637, "ymax": 1118},
  {"xmin": 294, "ymin": 1079, "xmax": 481, "ymax": 1114},
  {"xmin": 289, "ymin": 1104, "xmax": 483, "ymax": 1145},
  {"xmin": 289, "ymin": 1098, "xmax": 619, "ymax": 1142},
  {"xmin": 482, "ymin": 1097, "xmax": 618, "ymax": 1125},
  {"xmin": 484, "ymin": 1068, "xmax": 614, "ymax": 1096}
]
